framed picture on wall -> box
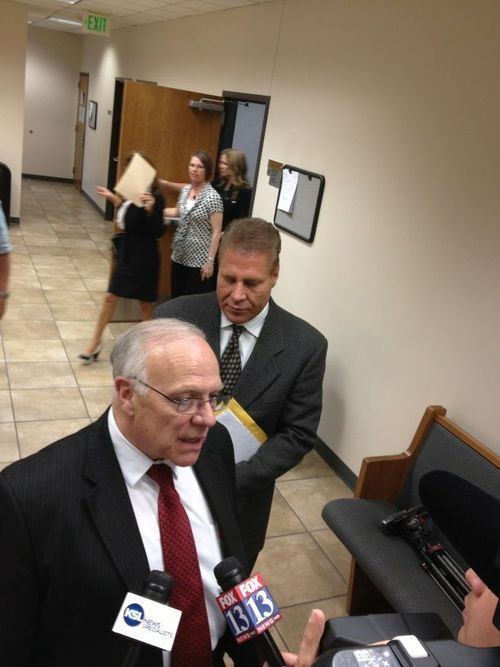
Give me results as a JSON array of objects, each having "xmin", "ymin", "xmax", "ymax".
[{"xmin": 88, "ymin": 100, "xmax": 98, "ymax": 130}]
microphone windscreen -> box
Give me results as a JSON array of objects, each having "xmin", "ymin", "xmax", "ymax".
[
  {"xmin": 142, "ymin": 570, "xmax": 173, "ymax": 603},
  {"xmin": 419, "ymin": 471, "xmax": 500, "ymax": 595},
  {"xmin": 214, "ymin": 556, "xmax": 246, "ymax": 590}
]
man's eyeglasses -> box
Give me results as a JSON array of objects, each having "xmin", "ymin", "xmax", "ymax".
[{"xmin": 130, "ymin": 377, "xmax": 229, "ymax": 414}]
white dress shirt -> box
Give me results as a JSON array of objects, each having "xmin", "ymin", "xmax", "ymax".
[
  {"xmin": 220, "ymin": 302, "xmax": 269, "ymax": 367},
  {"xmin": 108, "ymin": 409, "xmax": 225, "ymax": 666}
]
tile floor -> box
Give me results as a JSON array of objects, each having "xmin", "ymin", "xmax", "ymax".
[{"xmin": 1, "ymin": 178, "xmax": 353, "ymax": 656}]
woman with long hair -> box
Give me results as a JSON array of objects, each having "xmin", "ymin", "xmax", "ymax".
[{"xmin": 214, "ymin": 148, "xmax": 252, "ymax": 230}]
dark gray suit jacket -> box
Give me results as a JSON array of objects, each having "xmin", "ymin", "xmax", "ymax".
[
  {"xmin": 0, "ymin": 411, "xmax": 251, "ymax": 667},
  {"xmin": 155, "ymin": 293, "xmax": 327, "ymax": 563}
]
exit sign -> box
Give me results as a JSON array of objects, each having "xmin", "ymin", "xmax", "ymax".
[{"xmin": 82, "ymin": 13, "xmax": 110, "ymax": 37}]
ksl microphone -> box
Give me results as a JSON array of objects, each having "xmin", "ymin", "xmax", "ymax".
[
  {"xmin": 214, "ymin": 556, "xmax": 285, "ymax": 667},
  {"xmin": 112, "ymin": 570, "xmax": 180, "ymax": 667}
]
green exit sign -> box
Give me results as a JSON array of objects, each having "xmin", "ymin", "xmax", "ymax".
[{"xmin": 82, "ymin": 13, "xmax": 110, "ymax": 37}]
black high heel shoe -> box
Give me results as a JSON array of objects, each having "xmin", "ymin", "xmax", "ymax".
[{"xmin": 78, "ymin": 348, "xmax": 101, "ymax": 364}]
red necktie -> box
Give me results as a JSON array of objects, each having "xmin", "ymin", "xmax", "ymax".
[{"xmin": 148, "ymin": 464, "xmax": 212, "ymax": 666}]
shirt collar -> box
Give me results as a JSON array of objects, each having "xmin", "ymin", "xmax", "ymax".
[
  {"xmin": 108, "ymin": 408, "xmax": 178, "ymax": 486},
  {"xmin": 220, "ymin": 302, "xmax": 269, "ymax": 338}
]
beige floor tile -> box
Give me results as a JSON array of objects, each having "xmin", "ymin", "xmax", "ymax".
[
  {"xmin": 277, "ymin": 476, "xmax": 353, "ymax": 531},
  {"xmin": 49, "ymin": 303, "xmax": 100, "ymax": 321},
  {"xmin": 0, "ymin": 423, "xmax": 19, "ymax": 461},
  {"xmin": 255, "ymin": 533, "xmax": 347, "ymax": 607},
  {"xmin": 71, "ymin": 360, "xmax": 113, "ymax": 387},
  {"xmin": 10, "ymin": 253, "xmax": 33, "ymax": 266},
  {"xmin": 22, "ymin": 234, "xmax": 61, "ymax": 247},
  {"xmin": 8, "ymin": 361, "xmax": 77, "ymax": 389},
  {"xmin": 267, "ymin": 488, "xmax": 307, "ymax": 537},
  {"xmin": 57, "ymin": 229, "xmax": 94, "ymax": 239},
  {"xmin": 39, "ymin": 276, "xmax": 88, "ymax": 291},
  {"xmin": 19, "ymin": 223, "xmax": 54, "ymax": 235},
  {"xmin": 56, "ymin": 320, "xmax": 113, "ymax": 341},
  {"xmin": 3, "ymin": 339, "xmax": 68, "ymax": 362},
  {"xmin": 80, "ymin": 386, "xmax": 113, "ymax": 418},
  {"xmin": 276, "ymin": 597, "xmax": 348, "ymax": 654},
  {"xmin": 25, "ymin": 245, "xmax": 69, "ymax": 256},
  {"xmin": 9, "ymin": 275, "xmax": 42, "ymax": 290},
  {"xmin": 35, "ymin": 265, "xmax": 80, "ymax": 278},
  {"xmin": 0, "ymin": 390, "xmax": 14, "ymax": 422},
  {"xmin": 0, "ymin": 320, "xmax": 60, "ymax": 340},
  {"xmin": 76, "ymin": 264, "xmax": 109, "ymax": 279},
  {"xmin": 17, "ymin": 418, "xmax": 90, "ymax": 458},
  {"xmin": 83, "ymin": 277, "xmax": 109, "ymax": 291},
  {"xmin": 11, "ymin": 263, "xmax": 38, "ymax": 276},
  {"xmin": 280, "ymin": 449, "xmax": 336, "ymax": 482},
  {"xmin": 312, "ymin": 529, "xmax": 352, "ymax": 582},
  {"xmin": 8, "ymin": 287, "xmax": 46, "ymax": 304},
  {"xmin": 3, "ymin": 303, "xmax": 53, "ymax": 321},
  {"xmin": 11, "ymin": 387, "xmax": 87, "ymax": 421},
  {"xmin": 31, "ymin": 254, "xmax": 74, "ymax": 266},
  {"xmin": 0, "ymin": 363, "xmax": 8, "ymax": 388},
  {"xmin": 66, "ymin": 247, "xmax": 106, "ymax": 260},
  {"xmin": 44, "ymin": 289, "xmax": 95, "ymax": 305}
]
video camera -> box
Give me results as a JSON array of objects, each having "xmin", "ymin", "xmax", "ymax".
[
  {"xmin": 380, "ymin": 506, "xmax": 470, "ymax": 612},
  {"xmin": 311, "ymin": 614, "xmax": 500, "ymax": 666}
]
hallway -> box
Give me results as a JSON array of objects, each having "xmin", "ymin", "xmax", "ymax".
[{"xmin": 0, "ymin": 177, "xmax": 351, "ymax": 654}]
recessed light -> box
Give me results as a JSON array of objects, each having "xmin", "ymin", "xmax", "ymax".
[{"xmin": 48, "ymin": 16, "xmax": 82, "ymax": 26}]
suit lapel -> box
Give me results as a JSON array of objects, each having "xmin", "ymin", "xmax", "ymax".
[
  {"xmin": 83, "ymin": 412, "xmax": 150, "ymax": 593},
  {"xmin": 233, "ymin": 300, "xmax": 284, "ymax": 407},
  {"xmin": 200, "ymin": 292, "xmax": 222, "ymax": 360},
  {"xmin": 194, "ymin": 431, "xmax": 246, "ymax": 566}
]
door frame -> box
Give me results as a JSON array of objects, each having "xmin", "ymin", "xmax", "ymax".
[
  {"xmin": 73, "ymin": 72, "xmax": 89, "ymax": 191},
  {"xmin": 219, "ymin": 91, "xmax": 271, "ymax": 209}
]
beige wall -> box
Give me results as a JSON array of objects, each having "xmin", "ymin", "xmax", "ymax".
[
  {"xmin": 78, "ymin": 0, "xmax": 500, "ymax": 472},
  {"xmin": 23, "ymin": 27, "xmax": 82, "ymax": 179},
  {"xmin": 0, "ymin": 0, "xmax": 27, "ymax": 218}
]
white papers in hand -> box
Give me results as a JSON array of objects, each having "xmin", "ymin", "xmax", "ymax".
[
  {"xmin": 216, "ymin": 399, "xmax": 267, "ymax": 463},
  {"xmin": 114, "ymin": 153, "xmax": 157, "ymax": 207}
]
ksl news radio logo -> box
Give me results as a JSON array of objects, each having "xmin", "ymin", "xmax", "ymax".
[
  {"xmin": 123, "ymin": 603, "xmax": 145, "ymax": 627},
  {"xmin": 216, "ymin": 573, "xmax": 281, "ymax": 644}
]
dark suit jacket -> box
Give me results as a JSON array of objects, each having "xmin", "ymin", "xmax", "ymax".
[
  {"xmin": 155, "ymin": 293, "xmax": 328, "ymax": 563},
  {"xmin": 0, "ymin": 411, "xmax": 252, "ymax": 667}
]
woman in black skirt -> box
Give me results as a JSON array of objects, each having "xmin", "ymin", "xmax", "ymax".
[{"xmin": 79, "ymin": 153, "xmax": 164, "ymax": 362}]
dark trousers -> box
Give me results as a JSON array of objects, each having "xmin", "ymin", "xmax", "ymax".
[{"xmin": 170, "ymin": 260, "xmax": 216, "ymax": 299}]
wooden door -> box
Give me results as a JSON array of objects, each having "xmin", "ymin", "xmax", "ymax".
[
  {"xmin": 117, "ymin": 82, "xmax": 223, "ymax": 300},
  {"xmin": 73, "ymin": 73, "xmax": 89, "ymax": 191}
]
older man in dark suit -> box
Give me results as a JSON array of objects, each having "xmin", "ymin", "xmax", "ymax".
[
  {"xmin": 0, "ymin": 319, "xmax": 255, "ymax": 667},
  {"xmin": 155, "ymin": 218, "xmax": 327, "ymax": 566}
]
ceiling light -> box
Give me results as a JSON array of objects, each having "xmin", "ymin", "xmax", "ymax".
[
  {"xmin": 48, "ymin": 17, "xmax": 82, "ymax": 26},
  {"xmin": 59, "ymin": 0, "xmax": 82, "ymax": 4}
]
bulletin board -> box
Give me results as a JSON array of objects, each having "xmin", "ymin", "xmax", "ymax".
[{"xmin": 273, "ymin": 165, "xmax": 325, "ymax": 243}]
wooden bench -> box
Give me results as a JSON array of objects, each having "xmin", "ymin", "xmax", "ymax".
[{"xmin": 321, "ymin": 405, "xmax": 500, "ymax": 634}]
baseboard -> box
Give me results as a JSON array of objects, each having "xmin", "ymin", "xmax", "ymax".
[
  {"xmin": 8, "ymin": 217, "xmax": 20, "ymax": 225},
  {"xmin": 81, "ymin": 188, "xmax": 105, "ymax": 216},
  {"xmin": 22, "ymin": 173, "xmax": 73, "ymax": 183},
  {"xmin": 315, "ymin": 438, "xmax": 357, "ymax": 490}
]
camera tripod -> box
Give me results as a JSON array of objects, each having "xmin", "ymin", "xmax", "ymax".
[{"xmin": 381, "ymin": 506, "xmax": 471, "ymax": 612}]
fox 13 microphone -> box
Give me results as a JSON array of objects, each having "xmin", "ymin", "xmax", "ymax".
[
  {"xmin": 214, "ymin": 556, "xmax": 285, "ymax": 667},
  {"xmin": 112, "ymin": 570, "xmax": 179, "ymax": 667}
]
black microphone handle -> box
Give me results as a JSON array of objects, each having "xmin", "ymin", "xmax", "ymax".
[
  {"xmin": 122, "ymin": 643, "xmax": 141, "ymax": 667},
  {"xmin": 214, "ymin": 557, "xmax": 285, "ymax": 667},
  {"xmin": 120, "ymin": 570, "xmax": 174, "ymax": 667}
]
